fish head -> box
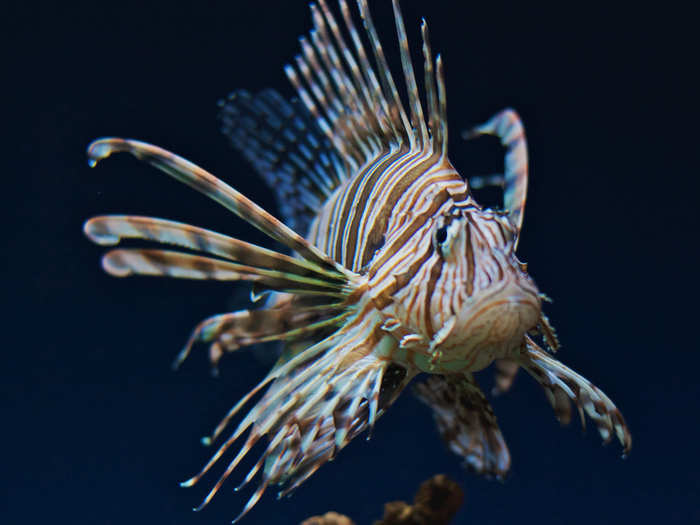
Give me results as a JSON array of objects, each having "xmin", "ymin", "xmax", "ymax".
[{"xmin": 423, "ymin": 205, "xmax": 541, "ymax": 369}]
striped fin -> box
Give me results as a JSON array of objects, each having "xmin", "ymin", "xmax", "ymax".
[
  {"xmin": 284, "ymin": 0, "xmax": 450, "ymax": 171},
  {"xmin": 218, "ymin": 89, "xmax": 347, "ymax": 235},
  {"xmin": 84, "ymin": 215, "xmax": 345, "ymax": 283},
  {"xmin": 463, "ymin": 109, "xmax": 528, "ymax": 241},
  {"xmin": 100, "ymin": 249, "xmax": 349, "ymax": 297},
  {"xmin": 175, "ymin": 302, "xmax": 349, "ymax": 371},
  {"xmin": 180, "ymin": 309, "xmax": 416, "ymax": 522},
  {"xmin": 519, "ymin": 337, "xmax": 632, "ymax": 456},
  {"xmin": 415, "ymin": 374, "xmax": 511, "ymax": 479},
  {"xmin": 86, "ymin": 138, "xmax": 354, "ymax": 278}
]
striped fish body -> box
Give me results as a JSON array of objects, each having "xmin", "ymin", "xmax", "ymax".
[
  {"xmin": 309, "ymin": 153, "xmax": 540, "ymax": 375},
  {"xmin": 84, "ymin": 1, "xmax": 631, "ymax": 521}
]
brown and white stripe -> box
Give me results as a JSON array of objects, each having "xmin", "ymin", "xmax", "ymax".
[{"xmin": 84, "ymin": 1, "xmax": 631, "ymax": 522}]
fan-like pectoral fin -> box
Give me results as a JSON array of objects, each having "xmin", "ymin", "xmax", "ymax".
[
  {"xmin": 462, "ymin": 109, "xmax": 528, "ymax": 243},
  {"xmin": 414, "ymin": 374, "xmax": 511, "ymax": 479},
  {"xmin": 86, "ymin": 137, "xmax": 353, "ymax": 277},
  {"xmin": 180, "ymin": 310, "xmax": 416, "ymax": 523},
  {"xmin": 175, "ymin": 300, "xmax": 351, "ymax": 372},
  {"xmin": 518, "ymin": 336, "xmax": 632, "ymax": 455}
]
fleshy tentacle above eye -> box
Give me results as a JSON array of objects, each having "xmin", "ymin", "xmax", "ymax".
[{"xmin": 462, "ymin": 109, "xmax": 528, "ymax": 245}]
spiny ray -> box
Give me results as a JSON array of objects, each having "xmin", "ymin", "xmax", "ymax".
[
  {"xmin": 420, "ymin": 20, "xmax": 440, "ymax": 149},
  {"xmin": 174, "ymin": 307, "xmax": 350, "ymax": 369},
  {"xmin": 338, "ymin": 0, "xmax": 394, "ymax": 138},
  {"xmin": 317, "ymin": 0, "xmax": 377, "ymax": 128},
  {"xmin": 85, "ymin": 215, "xmax": 345, "ymax": 282},
  {"xmin": 392, "ymin": 0, "xmax": 428, "ymax": 149},
  {"xmin": 435, "ymin": 55, "xmax": 448, "ymax": 159},
  {"xmin": 100, "ymin": 248, "xmax": 349, "ymax": 297},
  {"xmin": 87, "ymin": 138, "xmax": 353, "ymax": 276},
  {"xmin": 358, "ymin": 0, "xmax": 412, "ymax": 142},
  {"xmin": 520, "ymin": 337, "xmax": 632, "ymax": 455}
]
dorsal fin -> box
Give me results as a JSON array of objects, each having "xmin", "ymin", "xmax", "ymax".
[
  {"xmin": 284, "ymin": 0, "xmax": 450, "ymax": 168},
  {"xmin": 220, "ymin": 1, "xmax": 452, "ymax": 236},
  {"xmin": 218, "ymin": 89, "xmax": 348, "ymax": 235}
]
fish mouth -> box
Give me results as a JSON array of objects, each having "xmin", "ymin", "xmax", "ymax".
[{"xmin": 437, "ymin": 279, "xmax": 541, "ymax": 369}]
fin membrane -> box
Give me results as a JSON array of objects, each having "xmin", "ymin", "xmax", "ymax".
[
  {"xmin": 415, "ymin": 374, "xmax": 510, "ymax": 478},
  {"xmin": 219, "ymin": 89, "xmax": 347, "ymax": 235},
  {"xmin": 520, "ymin": 336, "xmax": 632, "ymax": 455}
]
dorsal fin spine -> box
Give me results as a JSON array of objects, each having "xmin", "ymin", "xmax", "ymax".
[
  {"xmin": 421, "ymin": 19, "xmax": 441, "ymax": 155},
  {"xmin": 286, "ymin": 1, "xmax": 450, "ymax": 169},
  {"xmin": 317, "ymin": 0, "xmax": 374, "ymax": 113},
  {"xmin": 392, "ymin": 0, "xmax": 429, "ymax": 150},
  {"xmin": 358, "ymin": 0, "xmax": 412, "ymax": 145},
  {"xmin": 339, "ymin": 0, "xmax": 395, "ymax": 141},
  {"xmin": 310, "ymin": 5, "xmax": 374, "ymax": 161},
  {"xmin": 299, "ymin": 36, "xmax": 343, "ymax": 120},
  {"xmin": 436, "ymin": 55, "xmax": 448, "ymax": 159},
  {"xmin": 306, "ymin": 12, "xmax": 368, "ymax": 164},
  {"xmin": 283, "ymin": 63, "xmax": 355, "ymax": 171},
  {"xmin": 317, "ymin": 0, "xmax": 385, "ymax": 148}
]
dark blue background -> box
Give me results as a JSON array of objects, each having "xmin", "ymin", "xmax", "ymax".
[{"xmin": 8, "ymin": 1, "xmax": 697, "ymax": 524}]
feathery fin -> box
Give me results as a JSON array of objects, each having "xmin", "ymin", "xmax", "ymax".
[
  {"xmin": 86, "ymin": 138, "xmax": 353, "ymax": 277},
  {"xmin": 84, "ymin": 215, "xmax": 345, "ymax": 283},
  {"xmin": 520, "ymin": 337, "xmax": 632, "ymax": 455},
  {"xmin": 284, "ymin": 0, "xmax": 450, "ymax": 173},
  {"xmin": 218, "ymin": 89, "xmax": 347, "ymax": 235},
  {"xmin": 415, "ymin": 375, "xmax": 511, "ymax": 479},
  {"xmin": 100, "ymin": 248, "xmax": 348, "ymax": 297},
  {"xmin": 175, "ymin": 306, "xmax": 350, "ymax": 370}
]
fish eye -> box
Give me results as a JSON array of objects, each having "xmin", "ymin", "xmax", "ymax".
[{"xmin": 435, "ymin": 225, "xmax": 449, "ymax": 245}]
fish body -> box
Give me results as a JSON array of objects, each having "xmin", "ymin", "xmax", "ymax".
[{"xmin": 85, "ymin": 1, "xmax": 631, "ymax": 521}]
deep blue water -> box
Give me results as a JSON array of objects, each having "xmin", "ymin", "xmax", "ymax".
[{"xmin": 8, "ymin": 1, "xmax": 697, "ymax": 524}]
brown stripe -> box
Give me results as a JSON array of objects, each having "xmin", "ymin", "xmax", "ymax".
[
  {"xmin": 464, "ymin": 217, "xmax": 475, "ymax": 297},
  {"xmin": 423, "ymin": 256, "xmax": 444, "ymax": 338},
  {"xmin": 336, "ymin": 146, "xmax": 408, "ymax": 268}
]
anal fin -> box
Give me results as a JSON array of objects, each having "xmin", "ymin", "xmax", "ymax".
[{"xmin": 415, "ymin": 374, "xmax": 510, "ymax": 479}]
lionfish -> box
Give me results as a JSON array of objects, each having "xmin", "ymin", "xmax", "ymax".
[{"xmin": 85, "ymin": 0, "xmax": 631, "ymax": 521}]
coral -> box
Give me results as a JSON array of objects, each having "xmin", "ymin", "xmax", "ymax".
[
  {"xmin": 301, "ymin": 511, "xmax": 356, "ymax": 525},
  {"xmin": 301, "ymin": 475, "xmax": 464, "ymax": 525}
]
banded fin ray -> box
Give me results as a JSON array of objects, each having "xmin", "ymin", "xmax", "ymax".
[
  {"xmin": 181, "ymin": 309, "xmax": 417, "ymax": 523},
  {"xmin": 84, "ymin": 215, "xmax": 344, "ymax": 283},
  {"xmin": 100, "ymin": 248, "xmax": 349, "ymax": 297},
  {"xmin": 519, "ymin": 337, "xmax": 632, "ymax": 455},
  {"xmin": 284, "ymin": 0, "xmax": 451, "ymax": 174},
  {"xmin": 86, "ymin": 138, "xmax": 354, "ymax": 278},
  {"xmin": 175, "ymin": 303, "xmax": 350, "ymax": 370}
]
